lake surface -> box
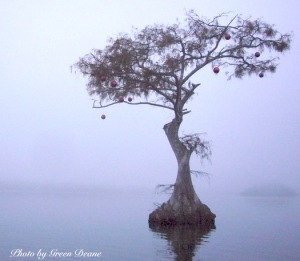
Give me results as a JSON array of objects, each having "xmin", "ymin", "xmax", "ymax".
[{"xmin": 1, "ymin": 188, "xmax": 299, "ymax": 260}]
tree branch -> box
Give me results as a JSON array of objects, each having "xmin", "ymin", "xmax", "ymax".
[
  {"xmin": 155, "ymin": 184, "xmax": 175, "ymax": 194},
  {"xmin": 92, "ymin": 99, "xmax": 175, "ymax": 111},
  {"xmin": 74, "ymin": 10, "xmax": 291, "ymax": 120}
]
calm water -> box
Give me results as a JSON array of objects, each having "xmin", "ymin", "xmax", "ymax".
[{"xmin": 1, "ymin": 188, "xmax": 299, "ymax": 260}]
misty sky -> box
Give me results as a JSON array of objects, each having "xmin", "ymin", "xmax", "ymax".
[{"xmin": 0, "ymin": 0, "xmax": 299, "ymax": 195}]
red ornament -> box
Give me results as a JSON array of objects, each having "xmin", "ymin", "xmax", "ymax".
[
  {"xmin": 259, "ymin": 72, "xmax": 264, "ymax": 78},
  {"xmin": 225, "ymin": 33, "xmax": 231, "ymax": 40},
  {"xmin": 118, "ymin": 96, "xmax": 124, "ymax": 102},
  {"xmin": 128, "ymin": 97, "xmax": 132, "ymax": 102},
  {"xmin": 100, "ymin": 75, "xmax": 106, "ymax": 82},
  {"xmin": 101, "ymin": 114, "xmax": 106, "ymax": 119},
  {"xmin": 213, "ymin": 67, "xmax": 220, "ymax": 74},
  {"xmin": 255, "ymin": 52, "xmax": 261, "ymax": 58},
  {"xmin": 111, "ymin": 80, "xmax": 117, "ymax": 87}
]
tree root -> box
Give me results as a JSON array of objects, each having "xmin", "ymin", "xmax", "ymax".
[{"xmin": 148, "ymin": 200, "xmax": 216, "ymax": 228}]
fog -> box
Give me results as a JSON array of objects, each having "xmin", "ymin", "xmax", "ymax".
[{"xmin": 1, "ymin": 0, "xmax": 299, "ymax": 196}]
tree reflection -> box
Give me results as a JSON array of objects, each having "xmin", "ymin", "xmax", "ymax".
[{"xmin": 149, "ymin": 224, "xmax": 215, "ymax": 261}]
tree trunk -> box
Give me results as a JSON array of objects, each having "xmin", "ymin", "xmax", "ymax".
[{"xmin": 149, "ymin": 118, "xmax": 216, "ymax": 227}]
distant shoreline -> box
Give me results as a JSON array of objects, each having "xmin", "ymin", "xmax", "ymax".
[{"xmin": 241, "ymin": 183, "xmax": 297, "ymax": 197}]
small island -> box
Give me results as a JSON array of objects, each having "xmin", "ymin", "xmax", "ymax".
[{"xmin": 241, "ymin": 183, "xmax": 297, "ymax": 197}]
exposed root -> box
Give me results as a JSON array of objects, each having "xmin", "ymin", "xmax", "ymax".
[{"xmin": 149, "ymin": 200, "xmax": 216, "ymax": 227}]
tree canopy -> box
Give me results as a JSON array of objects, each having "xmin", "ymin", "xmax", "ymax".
[{"xmin": 74, "ymin": 10, "xmax": 291, "ymax": 120}]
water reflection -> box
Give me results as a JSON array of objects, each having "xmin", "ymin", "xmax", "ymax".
[{"xmin": 149, "ymin": 224, "xmax": 215, "ymax": 261}]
